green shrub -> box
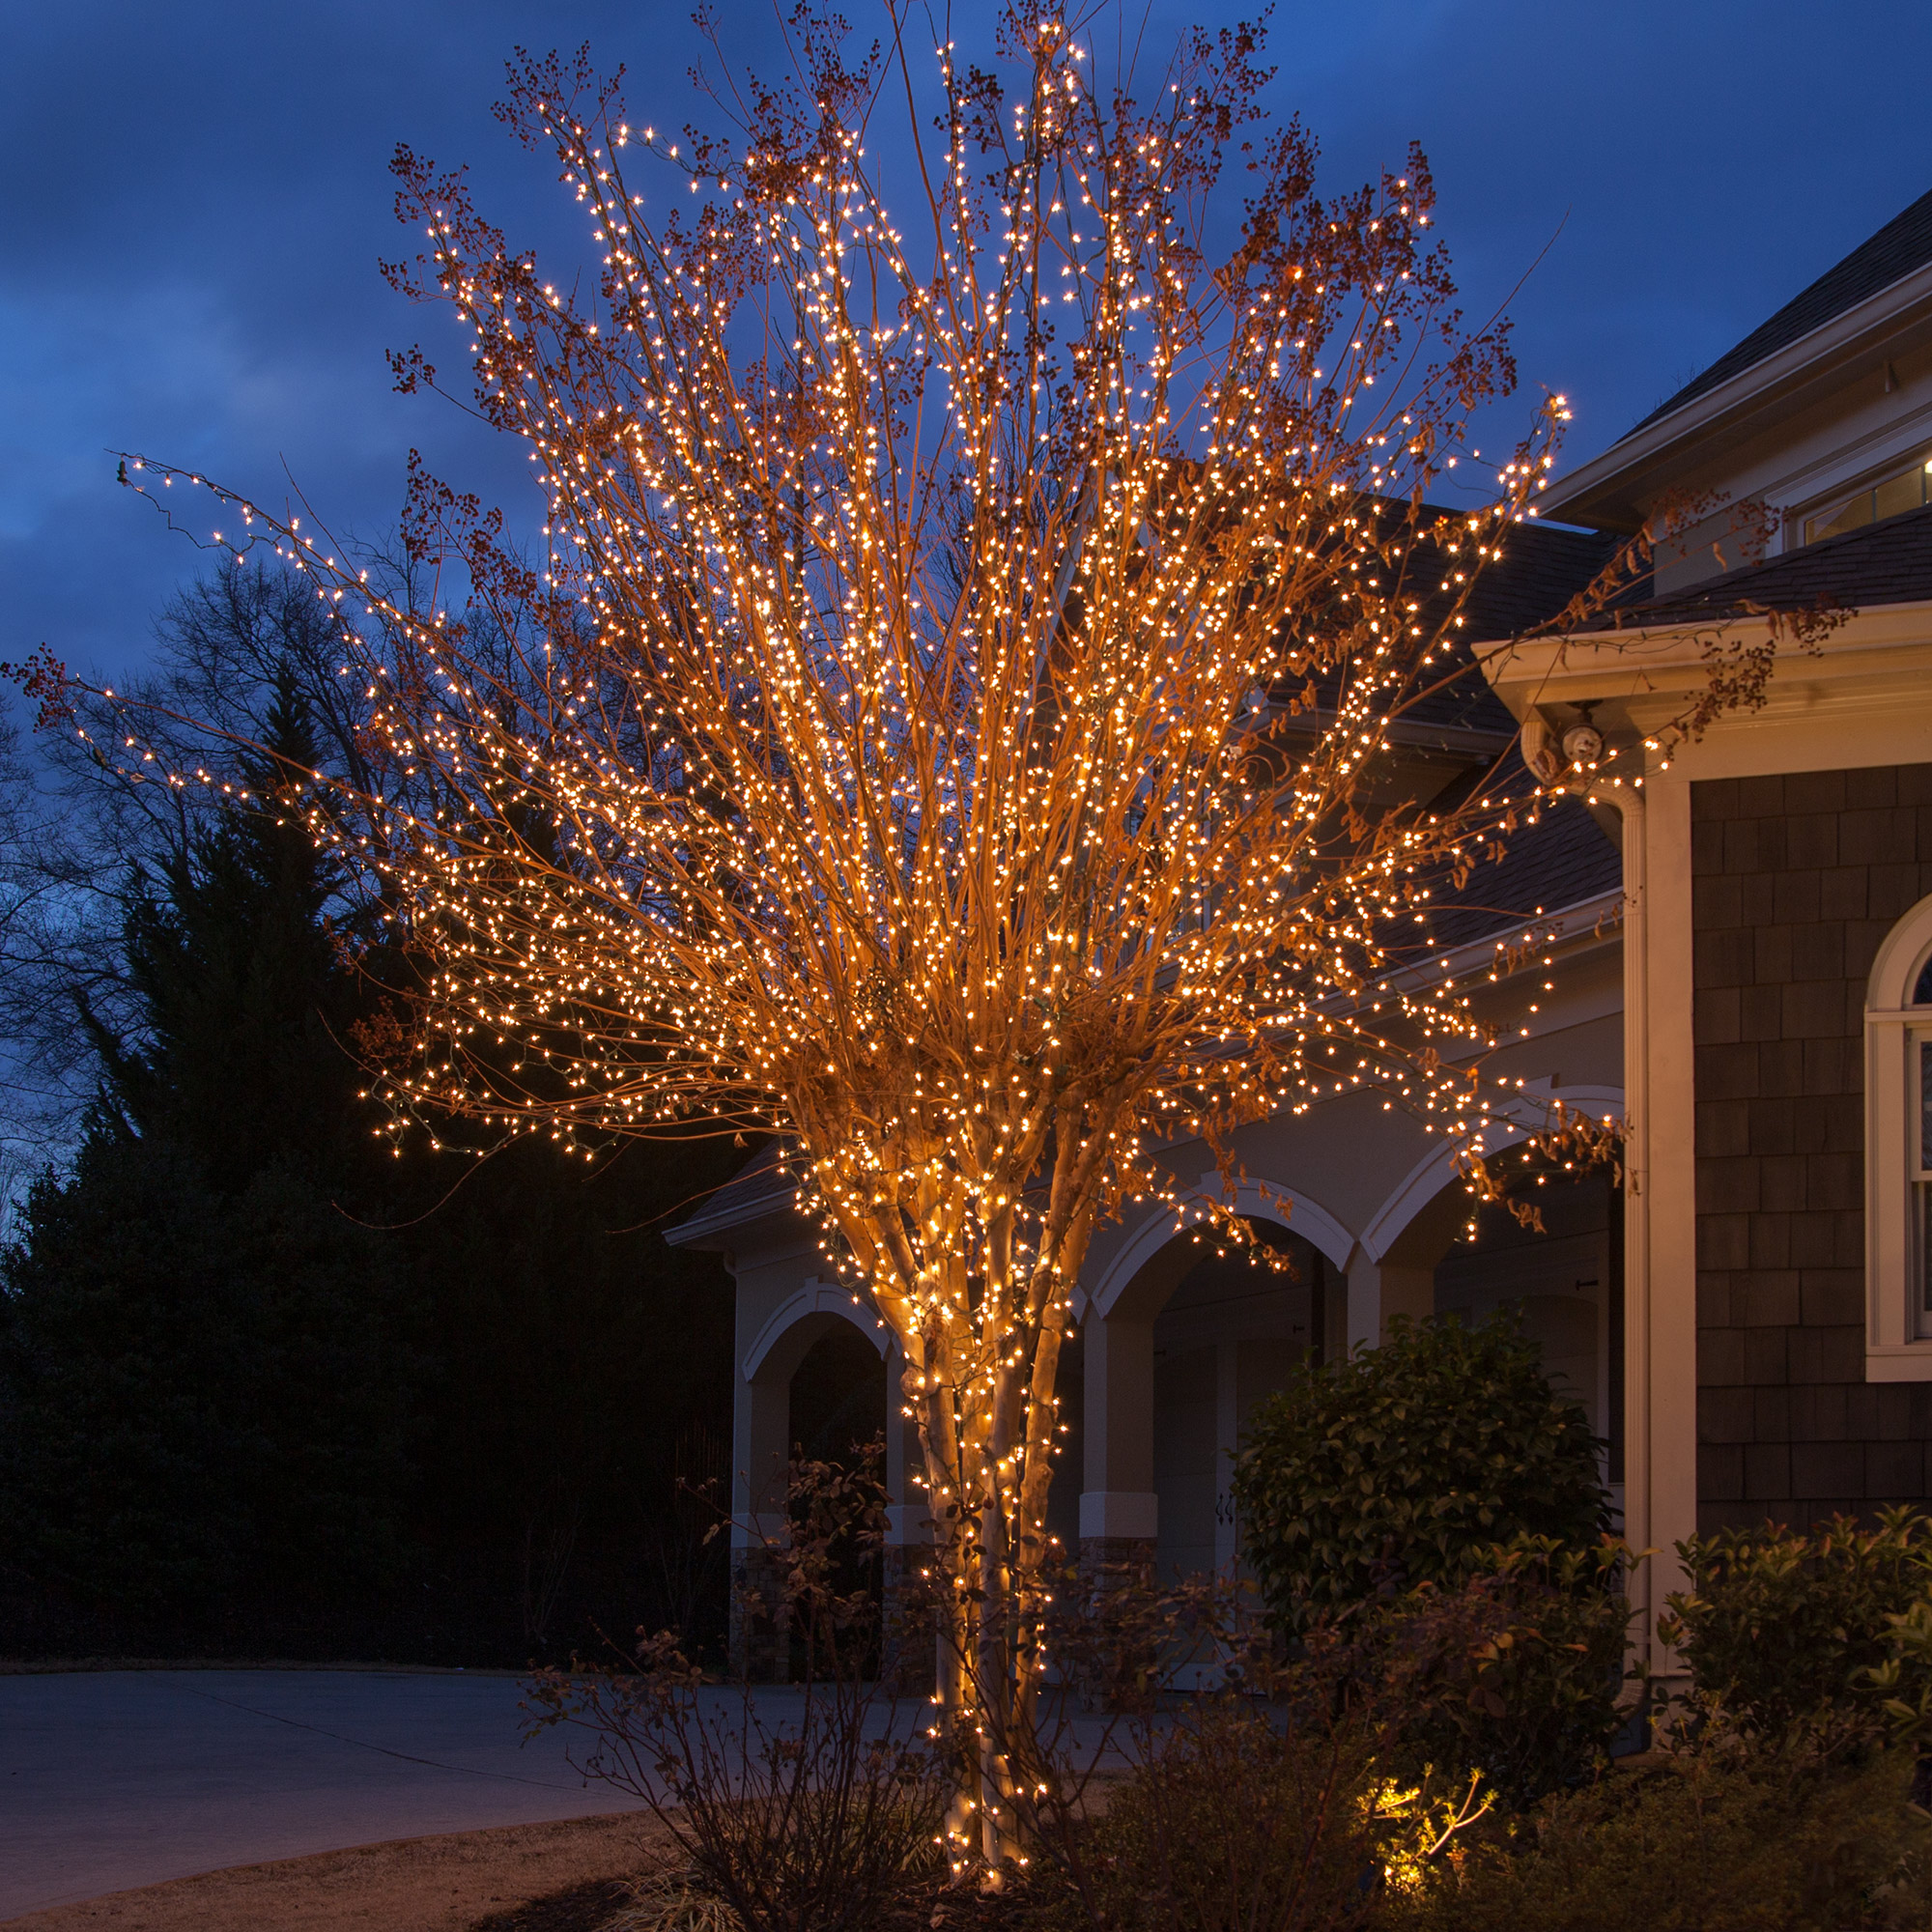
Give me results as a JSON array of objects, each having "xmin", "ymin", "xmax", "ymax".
[
  {"xmin": 1395, "ymin": 1539, "xmax": 1637, "ymax": 1808},
  {"xmin": 1055, "ymin": 1705, "xmax": 1422, "ymax": 1932},
  {"xmin": 1391, "ymin": 1747, "xmax": 1932, "ymax": 1932},
  {"xmin": 1660, "ymin": 1509, "xmax": 1932, "ymax": 1747},
  {"xmin": 1231, "ymin": 1314, "xmax": 1608, "ymax": 1631}
]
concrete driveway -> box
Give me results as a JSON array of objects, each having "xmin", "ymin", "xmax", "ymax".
[{"xmin": 0, "ymin": 1667, "xmax": 643, "ymax": 1920}]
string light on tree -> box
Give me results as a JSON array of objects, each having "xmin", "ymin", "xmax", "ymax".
[{"xmin": 69, "ymin": 6, "xmax": 1686, "ymax": 1874}]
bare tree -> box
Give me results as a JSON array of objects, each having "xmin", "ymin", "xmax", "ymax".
[
  {"xmin": 0, "ymin": 565, "xmax": 411, "ymax": 1177},
  {"xmin": 0, "ymin": 706, "xmax": 126, "ymax": 1185},
  {"xmin": 91, "ymin": 7, "xmax": 1657, "ymax": 1866}
]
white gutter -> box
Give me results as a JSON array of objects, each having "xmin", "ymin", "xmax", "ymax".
[{"xmin": 1366, "ymin": 887, "xmax": 1623, "ymax": 1007}]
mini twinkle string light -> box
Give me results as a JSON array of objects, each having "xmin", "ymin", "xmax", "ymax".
[{"xmin": 88, "ymin": 10, "xmax": 1659, "ymax": 1870}]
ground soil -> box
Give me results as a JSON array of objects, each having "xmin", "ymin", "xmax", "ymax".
[{"xmin": 0, "ymin": 1811, "xmax": 665, "ymax": 1932}]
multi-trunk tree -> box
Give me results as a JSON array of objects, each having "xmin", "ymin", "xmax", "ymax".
[{"xmin": 93, "ymin": 6, "xmax": 1650, "ymax": 1865}]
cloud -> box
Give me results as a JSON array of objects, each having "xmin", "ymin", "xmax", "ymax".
[{"xmin": 3, "ymin": 0, "xmax": 1929, "ymax": 673}]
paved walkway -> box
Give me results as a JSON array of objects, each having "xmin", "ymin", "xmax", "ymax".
[{"xmin": 0, "ymin": 1668, "xmax": 644, "ymax": 1920}]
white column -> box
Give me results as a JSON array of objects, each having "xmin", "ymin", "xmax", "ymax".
[
  {"xmin": 883, "ymin": 1341, "xmax": 928, "ymax": 1548},
  {"xmin": 1344, "ymin": 1255, "xmax": 1435, "ymax": 1353},
  {"xmin": 1635, "ymin": 768, "xmax": 1697, "ymax": 1662},
  {"xmin": 731, "ymin": 1360, "xmax": 791, "ymax": 1552}
]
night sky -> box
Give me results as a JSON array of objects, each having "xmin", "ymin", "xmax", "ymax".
[{"xmin": 4, "ymin": 0, "xmax": 1929, "ymax": 684}]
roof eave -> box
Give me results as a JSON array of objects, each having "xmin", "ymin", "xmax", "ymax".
[
  {"xmin": 1473, "ymin": 597, "xmax": 1932, "ymax": 723},
  {"xmin": 1539, "ymin": 259, "xmax": 1932, "ymax": 531},
  {"xmin": 666, "ymin": 1183, "xmax": 801, "ymax": 1245}
]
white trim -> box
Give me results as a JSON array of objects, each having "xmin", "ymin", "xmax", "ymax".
[
  {"xmin": 1356, "ymin": 892, "xmax": 1622, "ymax": 1007},
  {"xmin": 1865, "ymin": 893, "xmax": 1932, "ymax": 1378},
  {"xmin": 1082, "ymin": 1179, "xmax": 1355, "ymax": 1321},
  {"xmin": 1476, "ymin": 603, "xmax": 1932, "ymax": 736},
  {"xmin": 1639, "ymin": 768, "xmax": 1700, "ymax": 1650},
  {"xmin": 1868, "ymin": 893, "xmax": 1932, "ymax": 1010},
  {"xmin": 885, "ymin": 1504, "xmax": 932, "ymax": 1548},
  {"xmin": 740, "ymin": 1278, "xmax": 890, "ymax": 1382},
  {"xmin": 1539, "ymin": 255, "xmax": 1932, "ymax": 528},
  {"xmin": 1606, "ymin": 782, "xmax": 1659, "ymax": 1662},
  {"xmin": 1359, "ymin": 1086, "xmax": 1626, "ymax": 1263}
]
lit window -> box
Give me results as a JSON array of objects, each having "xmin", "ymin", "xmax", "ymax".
[
  {"xmin": 1804, "ymin": 454, "xmax": 1932, "ymax": 546},
  {"xmin": 1864, "ymin": 896, "xmax": 1932, "ymax": 1378}
]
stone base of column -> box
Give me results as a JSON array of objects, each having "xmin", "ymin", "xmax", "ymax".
[
  {"xmin": 728, "ymin": 1543, "xmax": 790, "ymax": 1682},
  {"xmin": 1073, "ymin": 1535, "xmax": 1158, "ymax": 1710},
  {"xmin": 1076, "ymin": 1534, "xmax": 1157, "ymax": 1588}
]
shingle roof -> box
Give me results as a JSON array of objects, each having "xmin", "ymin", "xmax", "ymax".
[
  {"xmin": 1411, "ymin": 522, "xmax": 1619, "ymax": 734},
  {"xmin": 1609, "ymin": 499, "xmax": 1932, "ymax": 626},
  {"xmin": 1458, "ymin": 523, "xmax": 1623, "ymax": 639},
  {"xmin": 1408, "ymin": 507, "xmax": 1626, "ymax": 939},
  {"xmin": 666, "ymin": 1138, "xmax": 790, "ymax": 1240},
  {"xmin": 1271, "ymin": 518, "xmax": 1618, "ymax": 740},
  {"xmin": 1625, "ymin": 186, "xmax": 1932, "ymax": 440},
  {"xmin": 1424, "ymin": 796, "xmax": 1622, "ymax": 950}
]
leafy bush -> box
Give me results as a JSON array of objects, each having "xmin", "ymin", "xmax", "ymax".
[
  {"xmin": 1398, "ymin": 1539, "xmax": 1637, "ymax": 1808},
  {"xmin": 1231, "ymin": 1314, "xmax": 1608, "ymax": 1631},
  {"xmin": 1058, "ymin": 1705, "xmax": 1406, "ymax": 1932},
  {"xmin": 1013, "ymin": 1569, "xmax": 1568, "ymax": 1932},
  {"xmin": 1660, "ymin": 1509, "xmax": 1932, "ymax": 1749},
  {"xmin": 1391, "ymin": 1747, "xmax": 1932, "ymax": 1932}
]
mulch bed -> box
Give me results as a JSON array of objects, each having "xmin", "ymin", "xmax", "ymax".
[{"xmin": 469, "ymin": 1877, "xmax": 637, "ymax": 1931}]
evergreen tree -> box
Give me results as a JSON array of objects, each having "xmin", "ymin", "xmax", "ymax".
[
  {"xmin": 2, "ymin": 611, "xmax": 740, "ymax": 1662},
  {"xmin": 0, "ymin": 1144, "xmax": 409, "ymax": 1622},
  {"xmin": 0, "ymin": 672, "xmax": 412, "ymax": 1633},
  {"xmin": 83, "ymin": 667, "xmax": 369, "ymax": 1189}
]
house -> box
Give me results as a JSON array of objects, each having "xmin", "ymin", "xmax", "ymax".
[{"xmin": 671, "ymin": 185, "xmax": 1932, "ymax": 1672}]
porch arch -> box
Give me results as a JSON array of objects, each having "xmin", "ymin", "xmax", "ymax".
[
  {"xmin": 1359, "ymin": 1086, "xmax": 1624, "ymax": 1264},
  {"xmin": 1077, "ymin": 1178, "xmax": 1345, "ymax": 1578},
  {"xmin": 1081, "ymin": 1178, "xmax": 1355, "ymax": 1322},
  {"xmin": 733, "ymin": 1278, "xmax": 895, "ymax": 1552},
  {"xmin": 741, "ymin": 1278, "xmax": 891, "ymax": 1384}
]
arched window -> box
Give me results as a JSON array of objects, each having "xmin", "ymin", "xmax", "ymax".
[{"xmin": 1864, "ymin": 894, "xmax": 1932, "ymax": 1378}]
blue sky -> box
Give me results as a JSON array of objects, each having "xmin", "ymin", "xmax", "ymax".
[{"xmin": 4, "ymin": 0, "xmax": 1929, "ymax": 683}]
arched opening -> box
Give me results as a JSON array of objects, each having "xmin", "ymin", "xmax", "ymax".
[
  {"xmin": 1366, "ymin": 1160, "xmax": 1624, "ymax": 1496},
  {"xmin": 1430, "ymin": 1166, "xmax": 1618, "ymax": 1450},
  {"xmin": 1075, "ymin": 1214, "xmax": 1333, "ymax": 1579},
  {"xmin": 730, "ymin": 1299, "xmax": 892, "ymax": 1679},
  {"xmin": 790, "ymin": 1322, "xmax": 890, "ymax": 1465},
  {"xmin": 1151, "ymin": 1221, "xmax": 1324, "ymax": 1577}
]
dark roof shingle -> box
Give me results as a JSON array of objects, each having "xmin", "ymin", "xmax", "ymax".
[
  {"xmin": 1272, "ymin": 519, "xmax": 1618, "ymax": 740},
  {"xmin": 1407, "ymin": 522, "xmax": 1619, "ymax": 734},
  {"xmin": 1610, "ymin": 499, "xmax": 1932, "ymax": 626},
  {"xmin": 667, "ymin": 1138, "xmax": 790, "ymax": 1238},
  {"xmin": 1423, "ymin": 796, "xmax": 1622, "ymax": 951},
  {"xmin": 1625, "ymin": 186, "xmax": 1932, "ymax": 439}
]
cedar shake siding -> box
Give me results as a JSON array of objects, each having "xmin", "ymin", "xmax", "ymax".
[{"xmin": 1693, "ymin": 761, "xmax": 1932, "ymax": 1532}]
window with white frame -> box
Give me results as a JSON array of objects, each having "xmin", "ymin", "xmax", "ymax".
[
  {"xmin": 1864, "ymin": 893, "xmax": 1932, "ymax": 1378},
  {"xmin": 1803, "ymin": 450, "xmax": 1932, "ymax": 547},
  {"xmin": 1917, "ymin": 957, "xmax": 1932, "ymax": 1328}
]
